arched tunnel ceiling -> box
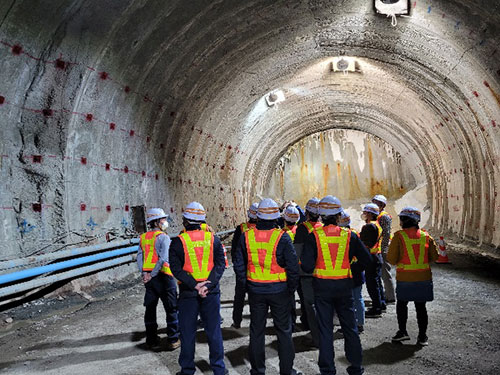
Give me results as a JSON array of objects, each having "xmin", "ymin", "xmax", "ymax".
[{"xmin": 0, "ymin": 0, "xmax": 499, "ymax": 257}]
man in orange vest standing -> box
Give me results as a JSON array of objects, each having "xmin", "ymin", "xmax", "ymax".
[
  {"xmin": 387, "ymin": 207, "xmax": 438, "ymax": 346},
  {"xmin": 293, "ymin": 197, "xmax": 322, "ymax": 340},
  {"xmin": 372, "ymin": 194, "xmax": 396, "ymax": 304},
  {"xmin": 137, "ymin": 208, "xmax": 180, "ymax": 350},
  {"xmin": 301, "ymin": 196, "xmax": 372, "ymax": 375},
  {"xmin": 359, "ymin": 203, "xmax": 386, "ymax": 318},
  {"xmin": 230, "ymin": 202, "xmax": 258, "ymax": 329},
  {"xmin": 233, "ymin": 198, "xmax": 302, "ymax": 375},
  {"xmin": 169, "ymin": 202, "xmax": 227, "ymax": 375}
]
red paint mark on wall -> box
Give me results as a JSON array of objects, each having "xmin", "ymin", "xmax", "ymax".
[
  {"xmin": 100, "ymin": 72, "xmax": 108, "ymax": 80},
  {"xmin": 42, "ymin": 108, "xmax": 53, "ymax": 117},
  {"xmin": 0, "ymin": 96, "xmax": 5, "ymax": 105},
  {"xmin": 86, "ymin": 113, "xmax": 93, "ymax": 122},
  {"xmin": 80, "ymin": 157, "xmax": 87, "ymax": 165},
  {"xmin": 11, "ymin": 44, "xmax": 22, "ymax": 55},
  {"xmin": 80, "ymin": 204, "xmax": 87, "ymax": 211},
  {"xmin": 483, "ymin": 81, "xmax": 490, "ymax": 88},
  {"xmin": 109, "ymin": 122, "xmax": 116, "ymax": 130},
  {"xmin": 123, "ymin": 166, "xmax": 129, "ymax": 174},
  {"xmin": 473, "ymin": 91, "xmax": 479, "ymax": 97},
  {"xmin": 129, "ymin": 130, "xmax": 135, "ymax": 137},
  {"xmin": 32, "ymin": 203, "xmax": 42, "ymax": 212},
  {"xmin": 55, "ymin": 58, "xmax": 66, "ymax": 70},
  {"xmin": 32, "ymin": 155, "xmax": 42, "ymax": 163},
  {"xmin": 125, "ymin": 205, "xmax": 130, "ymax": 212},
  {"xmin": 106, "ymin": 205, "xmax": 111, "ymax": 212},
  {"xmin": 124, "ymin": 86, "xmax": 131, "ymax": 93}
]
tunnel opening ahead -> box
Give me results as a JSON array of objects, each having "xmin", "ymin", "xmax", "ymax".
[{"xmin": 264, "ymin": 128, "xmax": 430, "ymax": 229}]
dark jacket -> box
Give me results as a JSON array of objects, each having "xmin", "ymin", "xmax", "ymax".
[
  {"xmin": 300, "ymin": 225, "xmax": 372, "ymax": 297},
  {"xmin": 233, "ymin": 220, "xmax": 300, "ymax": 295},
  {"xmin": 169, "ymin": 223, "xmax": 226, "ymax": 298}
]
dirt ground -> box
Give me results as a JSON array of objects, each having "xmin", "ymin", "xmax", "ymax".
[{"xmin": 1, "ymin": 248, "xmax": 500, "ymax": 375}]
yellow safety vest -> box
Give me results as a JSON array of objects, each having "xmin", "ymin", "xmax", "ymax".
[
  {"xmin": 368, "ymin": 221, "xmax": 383, "ymax": 254},
  {"xmin": 241, "ymin": 222, "xmax": 256, "ymax": 233},
  {"xmin": 245, "ymin": 229, "xmax": 286, "ymax": 283},
  {"xmin": 313, "ymin": 225, "xmax": 352, "ymax": 279},
  {"xmin": 179, "ymin": 230, "xmax": 214, "ymax": 281},
  {"xmin": 283, "ymin": 225, "xmax": 297, "ymax": 242},
  {"xmin": 304, "ymin": 221, "xmax": 323, "ymax": 233},
  {"xmin": 140, "ymin": 230, "xmax": 173, "ymax": 275},
  {"xmin": 397, "ymin": 229, "xmax": 430, "ymax": 272}
]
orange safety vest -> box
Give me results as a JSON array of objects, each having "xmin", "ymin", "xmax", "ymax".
[
  {"xmin": 241, "ymin": 222, "xmax": 257, "ymax": 233},
  {"xmin": 366, "ymin": 221, "xmax": 382, "ymax": 254},
  {"xmin": 245, "ymin": 228, "xmax": 287, "ymax": 283},
  {"xmin": 313, "ymin": 225, "xmax": 352, "ymax": 279},
  {"xmin": 396, "ymin": 229, "xmax": 431, "ymax": 272},
  {"xmin": 313, "ymin": 225, "xmax": 352, "ymax": 280},
  {"xmin": 179, "ymin": 230, "xmax": 214, "ymax": 281},
  {"xmin": 283, "ymin": 225, "xmax": 297, "ymax": 242},
  {"xmin": 304, "ymin": 221, "xmax": 323, "ymax": 233},
  {"xmin": 140, "ymin": 230, "xmax": 173, "ymax": 276}
]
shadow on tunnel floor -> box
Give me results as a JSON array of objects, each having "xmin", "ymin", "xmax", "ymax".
[{"xmin": 361, "ymin": 341, "xmax": 422, "ymax": 365}]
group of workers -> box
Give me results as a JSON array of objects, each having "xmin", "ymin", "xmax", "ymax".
[{"xmin": 136, "ymin": 194, "xmax": 439, "ymax": 375}]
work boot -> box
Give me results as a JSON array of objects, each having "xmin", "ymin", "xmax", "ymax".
[
  {"xmin": 166, "ymin": 339, "xmax": 181, "ymax": 350},
  {"xmin": 417, "ymin": 334, "xmax": 429, "ymax": 346},
  {"xmin": 145, "ymin": 335, "xmax": 162, "ymax": 351},
  {"xmin": 392, "ymin": 330, "xmax": 410, "ymax": 342},
  {"xmin": 365, "ymin": 308, "xmax": 382, "ymax": 318}
]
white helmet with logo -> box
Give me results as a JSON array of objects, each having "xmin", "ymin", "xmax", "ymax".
[
  {"xmin": 318, "ymin": 196, "xmax": 343, "ymax": 216},
  {"xmin": 363, "ymin": 203, "xmax": 380, "ymax": 216},
  {"xmin": 257, "ymin": 198, "xmax": 281, "ymax": 220},
  {"xmin": 399, "ymin": 206, "xmax": 421, "ymax": 222},
  {"xmin": 283, "ymin": 205, "xmax": 300, "ymax": 223},
  {"xmin": 372, "ymin": 194, "xmax": 387, "ymax": 205},
  {"xmin": 183, "ymin": 201, "xmax": 206, "ymax": 221},
  {"xmin": 146, "ymin": 208, "xmax": 168, "ymax": 223},
  {"xmin": 305, "ymin": 197, "xmax": 320, "ymax": 215},
  {"xmin": 338, "ymin": 210, "xmax": 351, "ymax": 227},
  {"xmin": 247, "ymin": 202, "xmax": 259, "ymax": 220}
]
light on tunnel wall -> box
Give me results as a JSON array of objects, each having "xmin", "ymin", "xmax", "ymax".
[
  {"xmin": 265, "ymin": 90, "xmax": 285, "ymax": 107},
  {"xmin": 374, "ymin": 0, "xmax": 410, "ymax": 26},
  {"xmin": 331, "ymin": 57, "xmax": 356, "ymax": 73}
]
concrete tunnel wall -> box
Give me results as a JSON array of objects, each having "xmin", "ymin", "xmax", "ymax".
[{"xmin": 0, "ymin": 0, "xmax": 499, "ymax": 262}]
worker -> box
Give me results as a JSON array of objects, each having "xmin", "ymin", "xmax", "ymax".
[
  {"xmin": 359, "ymin": 203, "xmax": 386, "ymax": 318},
  {"xmin": 230, "ymin": 202, "xmax": 259, "ymax": 329},
  {"xmin": 282, "ymin": 205, "xmax": 300, "ymax": 331},
  {"xmin": 233, "ymin": 198, "xmax": 302, "ymax": 375},
  {"xmin": 169, "ymin": 202, "xmax": 227, "ymax": 375},
  {"xmin": 137, "ymin": 208, "xmax": 180, "ymax": 351},
  {"xmin": 282, "ymin": 205, "xmax": 300, "ymax": 241},
  {"xmin": 293, "ymin": 197, "xmax": 323, "ymax": 345},
  {"xmin": 278, "ymin": 200, "xmax": 306, "ymax": 227},
  {"xmin": 372, "ymin": 194, "xmax": 396, "ymax": 304},
  {"xmin": 387, "ymin": 207, "xmax": 438, "ymax": 346},
  {"xmin": 300, "ymin": 196, "xmax": 371, "ymax": 375}
]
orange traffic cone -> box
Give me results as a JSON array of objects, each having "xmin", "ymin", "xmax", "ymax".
[{"xmin": 436, "ymin": 236, "xmax": 451, "ymax": 264}]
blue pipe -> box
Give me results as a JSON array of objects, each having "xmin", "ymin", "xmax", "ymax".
[{"xmin": 0, "ymin": 245, "xmax": 138, "ymax": 286}]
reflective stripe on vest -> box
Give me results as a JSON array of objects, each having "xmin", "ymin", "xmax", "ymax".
[
  {"xmin": 181, "ymin": 223, "xmax": 208, "ymax": 234},
  {"xmin": 140, "ymin": 230, "xmax": 172, "ymax": 275},
  {"xmin": 283, "ymin": 225, "xmax": 297, "ymax": 242},
  {"xmin": 179, "ymin": 230, "xmax": 214, "ymax": 281},
  {"xmin": 241, "ymin": 222, "xmax": 256, "ymax": 233},
  {"xmin": 304, "ymin": 221, "xmax": 323, "ymax": 233},
  {"xmin": 313, "ymin": 225, "xmax": 352, "ymax": 279},
  {"xmin": 369, "ymin": 222, "xmax": 383, "ymax": 254},
  {"xmin": 397, "ymin": 229, "xmax": 430, "ymax": 272},
  {"xmin": 245, "ymin": 229, "xmax": 286, "ymax": 283},
  {"xmin": 223, "ymin": 244, "xmax": 229, "ymax": 268}
]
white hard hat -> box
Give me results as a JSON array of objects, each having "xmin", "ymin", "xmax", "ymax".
[
  {"xmin": 283, "ymin": 205, "xmax": 300, "ymax": 223},
  {"xmin": 183, "ymin": 201, "xmax": 206, "ymax": 221},
  {"xmin": 399, "ymin": 206, "xmax": 421, "ymax": 222},
  {"xmin": 257, "ymin": 198, "xmax": 281, "ymax": 220},
  {"xmin": 338, "ymin": 210, "xmax": 351, "ymax": 227},
  {"xmin": 247, "ymin": 202, "xmax": 259, "ymax": 220},
  {"xmin": 363, "ymin": 203, "xmax": 380, "ymax": 216},
  {"xmin": 305, "ymin": 197, "xmax": 320, "ymax": 215},
  {"xmin": 318, "ymin": 195, "xmax": 343, "ymax": 216},
  {"xmin": 146, "ymin": 208, "xmax": 168, "ymax": 223},
  {"xmin": 372, "ymin": 194, "xmax": 387, "ymax": 205}
]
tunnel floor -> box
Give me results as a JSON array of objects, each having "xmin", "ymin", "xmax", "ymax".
[{"xmin": 1, "ymin": 253, "xmax": 500, "ymax": 375}]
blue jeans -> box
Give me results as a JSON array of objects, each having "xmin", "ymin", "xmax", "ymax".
[
  {"xmin": 177, "ymin": 293, "xmax": 225, "ymax": 375},
  {"xmin": 315, "ymin": 294, "xmax": 364, "ymax": 375},
  {"xmin": 352, "ymin": 286, "xmax": 365, "ymax": 327}
]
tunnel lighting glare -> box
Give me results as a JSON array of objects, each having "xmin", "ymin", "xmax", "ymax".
[
  {"xmin": 331, "ymin": 57, "xmax": 356, "ymax": 73},
  {"xmin": 265, "ymin": 90, "xmax": 285, "ymax": 107},
  {"xmin": 374, "ymin": 0, "xmax": 409, "ymax": 26}
]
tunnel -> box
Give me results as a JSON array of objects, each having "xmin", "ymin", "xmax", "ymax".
[{"xmin": 0, "ymin": 0, "xmax": 499, "ymax": 374}]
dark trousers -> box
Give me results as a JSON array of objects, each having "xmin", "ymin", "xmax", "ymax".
[
  {"xmin": 232, "ymin": 278, "xmax": 246, "ymax": 326},
  {"xmin": 365, "ymin": 254, "xmax": 385, "ymax": 310},
  {"xmin": 397, "ymin": 300, "xmax": 428, "ymax": 335},
  {"xmin": 315, "ymin": 294, "xmax": 364, "ymax": 375},
  {"xmin": 301, "ymin": 277, "xmax": 319, "ymax": 346},
  {"xmin": 178, "ymin": 293, "xmax": 225, "ymax": 375},
  {"xmin": 248, "ymin": 291, "xmax": 295, "ymax": 375},
  {"xmin": 144, "ymin": 273, "xmax": 179, "ymax": 343}
]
